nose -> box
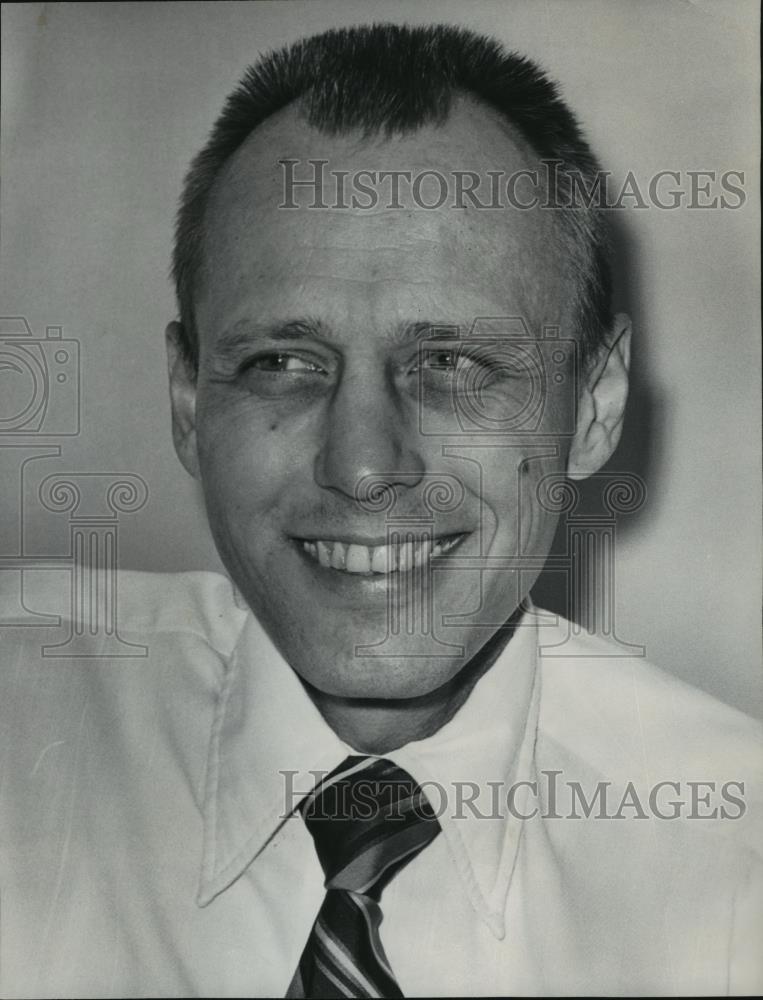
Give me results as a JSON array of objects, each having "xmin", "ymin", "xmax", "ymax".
[{"xmin": 313, "ymin": 364, "xmax": 425, "ymax": 500}]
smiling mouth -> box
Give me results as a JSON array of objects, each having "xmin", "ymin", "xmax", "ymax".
[{"xmin": 297, "ymin": 533, "xmax": 467, "ymax": 576}]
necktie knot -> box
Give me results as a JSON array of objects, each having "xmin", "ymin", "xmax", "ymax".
[{"xmin": 300, "ymin": 755, "xmax": 440, "ymax": 898}]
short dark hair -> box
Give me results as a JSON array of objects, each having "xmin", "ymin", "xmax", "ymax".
[{"xmin": 172, "ymin": 22, "xmax": 612, "ymax": 367}]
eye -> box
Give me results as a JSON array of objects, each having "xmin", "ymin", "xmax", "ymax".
[
  {"xmin": 414, "ymin": 347, "xmax": 490, "ymax": 377},
  {"xmin": 421, "ymin": 349, "xmax": 459, "ymax": 371},
  {"xmin": 244, "ymin": 352, "xmax": 325, "ymax": 374},
  {"xmin": 410, "ymin": 345, "xmax": 533, "ymax": 406}
]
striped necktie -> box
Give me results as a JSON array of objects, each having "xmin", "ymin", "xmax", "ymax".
[{"xmin": 286, "ymin": 755, "xmax": 441, "ymax": 999}]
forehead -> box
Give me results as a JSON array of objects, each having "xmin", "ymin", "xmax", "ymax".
[{"xmin": 197, "ymin": 97, "xmax": 571, "ymax": 340}]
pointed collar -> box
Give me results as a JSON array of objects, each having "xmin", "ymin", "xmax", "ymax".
[
  {"xmin": 197, "ymin": 603, "xmax": 541, "ymax": 940},
  {"xmin": 388, "ymin": 613, "xmax": 540, "ymax": 938},
  {"xmin": 197, "ymin": 608, "xmax": 349, "ymax": 906}
]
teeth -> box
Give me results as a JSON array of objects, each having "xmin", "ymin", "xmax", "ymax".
[
  {"xmin": 415, "ymin": 538, "xmax": 431, "ymax": 567},
  {"xmin": 330, "ymin": 541, "xmax": 346, "ymax": 570},
  {"xmin": 301, "ymin": 534, "xmax": 463, "ymax": 576},
  {"xmin": 345, "ymin": 543, "xmax": 371, "ymax": 574},
  {"xmin": 397, "ymin": 541, "xmax": 413, "ymax": 573},
  {"xmin": 316, "ymin": 540, "xmax": 331, "ymax": 568},
  {"xmin": 371, "ymin": 544, "xmax": 392, "ymax": 574}
]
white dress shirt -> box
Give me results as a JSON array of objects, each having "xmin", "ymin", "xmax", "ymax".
[{"xmin": 1, "ymin": 569, "xmax": 761, "ymax": 996}]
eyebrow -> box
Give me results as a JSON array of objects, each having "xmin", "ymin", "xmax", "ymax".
[
  {"xmin": 212, "ymin": 317, "xmax": 461, "ymax": 358},
  {"xmin": 212, "ymin": 318, "xmax": 328, "ymax": 360}
]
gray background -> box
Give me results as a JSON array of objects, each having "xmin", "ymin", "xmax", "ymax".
[{"xmin": 1, "ymin": 0, "xmax": 760, "ymax": 716}]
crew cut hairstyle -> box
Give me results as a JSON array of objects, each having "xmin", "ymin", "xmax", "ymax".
[{"xmin": 172, "ymin": 22, "xmax": 612, "ymax": 368}]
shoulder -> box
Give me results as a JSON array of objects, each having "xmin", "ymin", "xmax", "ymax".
[
  {"xmin": 0, "ymin": 569, "xmax": 249, "ymax": 752},
  {"xmin": 0, "ymin": 569, "xmax": 249, "ymax": 827},
  {"xmin": 533, "ymin": 610, "xmax": 762, "ymax": 767},
  {"xmin": 0, "ymin": 567, "xmax": 247, "ymax": 655},
  {"xmin": 532, "ymin": 610, "xmax": 763, "ymax": 855}
]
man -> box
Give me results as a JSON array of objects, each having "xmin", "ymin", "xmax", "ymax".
[{"xmin": 1, "ymin": 22, "xmax": 760, "ymax": 997}]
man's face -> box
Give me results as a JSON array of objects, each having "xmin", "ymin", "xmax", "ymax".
[{"xmin": 178, "ymin": 98, "xmax": 581, "ymax": 700}]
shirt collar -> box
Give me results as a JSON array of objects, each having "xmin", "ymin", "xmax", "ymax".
[
  {"xmin": 388, "ymin": 611, "xmax": 540, "ymax": 939},
  {"xmin": 198, "ymin": 599, "xmax": 541, "ymax": 941},
  {"xmin": 197, "ymin": 608, "xmax": 350, "ymax": 906}
]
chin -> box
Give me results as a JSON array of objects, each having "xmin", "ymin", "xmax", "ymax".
[{"xmin": 295, "ymin": 649, "xmax": 470, "ymax": 702}]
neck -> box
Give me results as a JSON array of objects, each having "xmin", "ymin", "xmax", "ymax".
[{"xmin": 304, "ymin": 610, "xmax": 522, "ymax": 754}]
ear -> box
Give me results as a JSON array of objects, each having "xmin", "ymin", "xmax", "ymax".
[
  {"xmin": 165, "ymin": 321, "xmax": 201, "ymax": 480},
  {"xmin": 566, "ymin": 314, "xmax": 631, "ymax": 480}
]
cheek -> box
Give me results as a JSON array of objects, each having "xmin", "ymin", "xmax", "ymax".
[
  {"xmin": 474, "ymin": 449, "xmax": 563, "ymax": 553},
  {"xmin": 195, "ymin": 404, "xmax": 293, "ymax": 521},
  {"xmin": 517, "ymin": 454, "xmax": 564, "ymax": 553}
]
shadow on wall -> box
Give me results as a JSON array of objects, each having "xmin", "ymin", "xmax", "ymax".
[{"xmin": 532, "ymin": 212, "xmax": 666, "ymax": 621}]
